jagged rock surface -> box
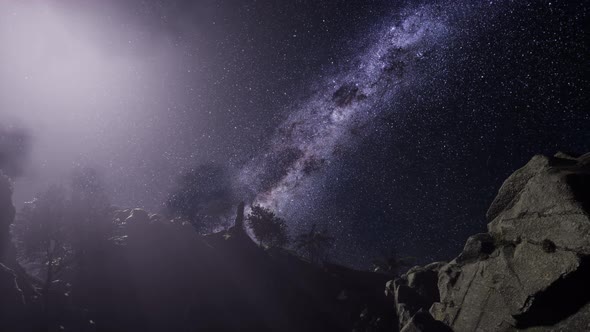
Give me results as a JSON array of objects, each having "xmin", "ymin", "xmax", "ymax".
[
  {"xmin": 487, "ymin": 153, "xmax": 590, "ymax": 255},
  {"xmin": 391, "ymin": 152, "xmax": 590, "ymax": 332},
  {"xmin": 387, "ymin": 262, "xmax": 446, "ymax": 330}
]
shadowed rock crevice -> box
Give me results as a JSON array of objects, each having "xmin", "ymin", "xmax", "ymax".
[
  {"xmin": 514, "ymin": 256, "xmax": 590, "ymax": 328},
  {"xmin": 567, "ymin": 173, "xmax": 590, "ymax": 214}
]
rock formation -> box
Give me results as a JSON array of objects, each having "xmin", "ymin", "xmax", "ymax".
[
  {"xmin": 13, "ymin": 204, "xmax": 391, "ymax": 332},
  {"xmin": 3, "ymin": 152, "xmax": 588, "ymax": 331},
  {"xmin": 391, "ymin": 152, "xmax": 590, "ymax": 331},
  {"xmin": 228, "ymin": 201, "xmax": 246, "ymax": 235},
  {"xmin": 386, "ymin": 262, "xmax": 448, "ymax": 330}
]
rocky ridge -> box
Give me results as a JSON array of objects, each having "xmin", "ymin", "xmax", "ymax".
[
  {"xmin": 2, "ymin": 152, "xmax": 588, "ymax": 331},
  {"xmin": 0, "ymin": 177, "xmax": 393, "ymax": 332}
]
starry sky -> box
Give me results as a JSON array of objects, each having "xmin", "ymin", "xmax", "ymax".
[{"xmin": 0, "ymin": 0, "xmax": 588, "ymax": 268}]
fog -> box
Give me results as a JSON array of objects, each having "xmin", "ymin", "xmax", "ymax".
[{"xmin": 0, "ymin": 0, "xmax": 209, "ymax": 208}]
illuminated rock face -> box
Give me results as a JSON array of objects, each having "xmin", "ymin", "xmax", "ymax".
[{"xmin": 391, "ymin": 152, "xmax": 590, "ymax": 332}]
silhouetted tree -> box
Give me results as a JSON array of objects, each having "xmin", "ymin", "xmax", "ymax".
[
  {"xmin": 246, "ymin": 205, "xmax": 288, "ymax": 248},
  {"xmin": 165, "ymin": 164, "xmax": 235, "ymax": 232},
  {"xmin": 13, "ymin": 186, "xmax": 74, "ymax": 322},
  {"xmin": 294, "ymin": 224, "xmax": 334, "ymax": 265},
  {"xmin": 12, "ymin": 168, "xmax": 112, "ymax": 325}
]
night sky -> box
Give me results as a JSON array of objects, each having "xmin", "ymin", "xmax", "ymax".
[{"xmin": 1, "ymin": 0, "xmax": 588, "ymax": 268}]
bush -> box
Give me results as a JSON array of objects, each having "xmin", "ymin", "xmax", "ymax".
[{"xmin": 246, "ymin": 205, "xmax": 288, "ymax": 248}]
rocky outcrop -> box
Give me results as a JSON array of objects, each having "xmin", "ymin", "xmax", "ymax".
[
  {"xmin": 487, "ymin": 153, "xmax": 590, "ymax": 255},
  {"xmin": 387, "ymin": 262, "xmax": 446, "ymax": 329},
  {"xmin": 226, "ymin": 201, "xmax": 249, "ymax": 240},
  {"xmin": 391, "ymin": 152, "xmax": 590, "ymax": 331}
]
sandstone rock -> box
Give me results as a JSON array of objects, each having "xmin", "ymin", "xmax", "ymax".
[
  {"xmin": 456, "ymin": 233, "xmax": 495, "ymax": 264},
  {"xmin": 393, "ymin": 153, "xmax": 590, "ymax": 331},
  {"xmin": 430, "ymin": 153, "xmax": 590, "ymax": 331},
  {"xmin": 389, "ymin": 261, "xmax": 446, "ymax": 330},
  {"xmin": 487, "ymin": 153, "xmax": 590, "ymax": 254},
  {"xmin": 434, "ymin": 243, "xmax": 584, "ymax": 331}
]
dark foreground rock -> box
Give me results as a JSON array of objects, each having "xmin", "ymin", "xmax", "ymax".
[
  {"xmin": 0, "ymin": 173, "xmax": 40, "ymax": 331},
  {"xmin": 4, "ymin": 203, "xmax": 394, "ymax": 331},
  {"xmin": 391, "ymin": 152, "xmax": 590, "ymax": 331},
  {"xmin": 3, "ymin": 169, "xmax": 395, "ymax": 332},
  {"xmin": 50, "ymin": 208, "xmax": 394, "ymax": 332}
]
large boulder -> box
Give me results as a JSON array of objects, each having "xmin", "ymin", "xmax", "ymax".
[
  {"xmin": 487, "ymin": 153, "xmax": 590, "ymax": 254},
  {"xmin": 391, "ymin": 153, "xmax": 590, "ymax": 331},
  {"xmin": 434, "ymin": 153, "xmax": 590, "ymax": 331},
  {"xmin": 433, "ymin": 241, "xmax": 585, "ymax": 331}
]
